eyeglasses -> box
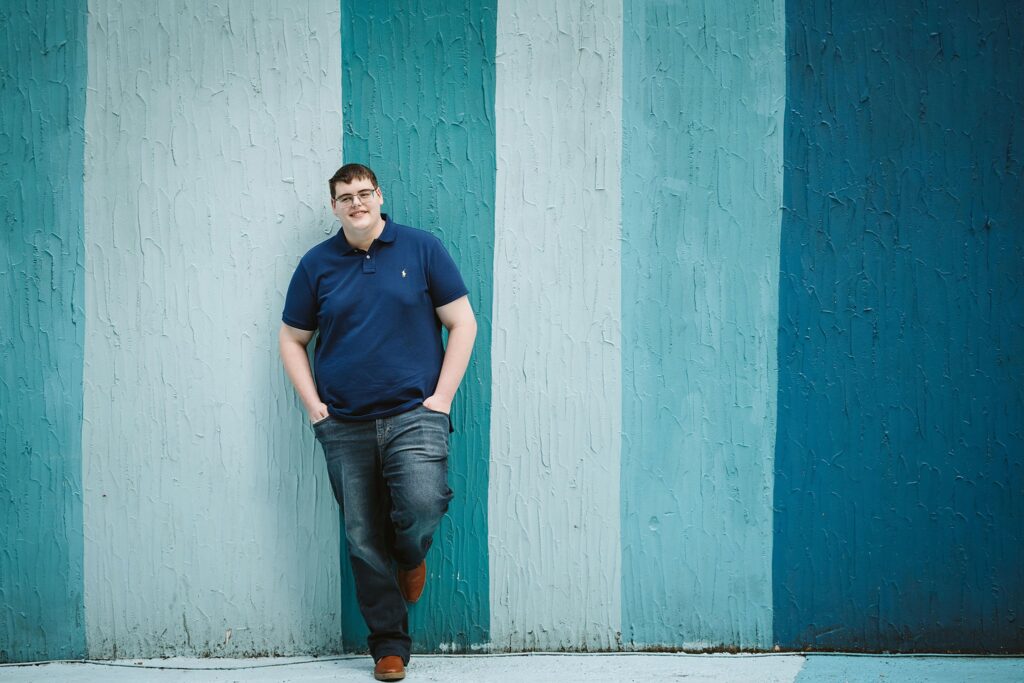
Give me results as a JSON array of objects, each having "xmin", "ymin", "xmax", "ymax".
[{"xmin": 334, "ymin": 188, "xmax": 378, "ymax": 207}]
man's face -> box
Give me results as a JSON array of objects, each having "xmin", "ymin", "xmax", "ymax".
[{"xmin": 331, "ymin": 177, "xmax": 384, "ymax": 235}]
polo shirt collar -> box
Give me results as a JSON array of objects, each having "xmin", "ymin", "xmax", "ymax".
[
  {"xmin": 336, "ymin": 214, "xmax": 396, "ymax": 254},
  {"xmin": 377, "ymin": 215, "xmax": 397, "ymax": 243}
]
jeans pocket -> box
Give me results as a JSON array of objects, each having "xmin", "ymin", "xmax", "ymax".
[
  {"xmin": 421, "ymin": 404, "xmax": 454, "ymax": 428},
  {"xmin": 309, "ymin": 413, "xmax": 329, "ymax": 436},
  {"xmin": 421, "ymin": 406, "xmax": 448, "ymax": 417}
]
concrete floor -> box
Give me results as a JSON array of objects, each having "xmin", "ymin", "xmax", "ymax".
[{"xmin": 1, "ymin": 653, "xmax": 1022, "ymax": 682}]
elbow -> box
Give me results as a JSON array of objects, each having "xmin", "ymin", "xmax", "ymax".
[{"xmin": 446, "ymin": 316, "xmax": 477, "ymax": 345}]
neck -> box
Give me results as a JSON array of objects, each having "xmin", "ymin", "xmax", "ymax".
[{"xmin": 343, "ymin": 217, "xmax": 386, "ymax": 251}]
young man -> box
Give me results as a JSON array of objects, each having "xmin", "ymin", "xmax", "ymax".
[{"xmin": 279, "ymin": 163, "xmax": 476, "ymax": 681}]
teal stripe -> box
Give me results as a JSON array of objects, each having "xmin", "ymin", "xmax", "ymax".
[
  {"xmin": 340, "ymin": 0, "xmax": 495, "ymax": 652},
  {"xmin": 0, "ymin": 0, "xmax": 87, "ymax": 662},
  {"xmin": 621, "ymin": 0, "xmax": 784, "ymax": 648}
]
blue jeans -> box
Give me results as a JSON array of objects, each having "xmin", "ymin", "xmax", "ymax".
[{"xmin": 313, "ymin": 405, "xmax": 453, "ymax": 663}]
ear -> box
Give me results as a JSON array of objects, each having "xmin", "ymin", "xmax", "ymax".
[{"xmin": 377, "ymin": 188, "xmax": 384, "ymax": 208}]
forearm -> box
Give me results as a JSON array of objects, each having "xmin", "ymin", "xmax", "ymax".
[
  {"xmin": 432, "ymin": 321, "xmax": 477, "ymax": 402},
  {"xmin": 280, "ymin": 337, "xmax": 322, "ymax": 412}
]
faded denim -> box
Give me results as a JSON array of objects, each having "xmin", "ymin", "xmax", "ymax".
[{"xmin": 313, "ymin": 404, "xmax": 453, "ymax": 663}]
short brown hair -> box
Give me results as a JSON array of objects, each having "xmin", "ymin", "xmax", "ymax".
[{"xmin": 329, "ymin": 163, "xmax": 378, "ymax": 198}]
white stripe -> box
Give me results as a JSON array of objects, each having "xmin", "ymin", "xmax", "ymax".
[
  {"xmin": 83, "ymin": 0, "xmax": 343, "ymax": 656},
  {"xmin": 489, "ymin": 0, "xmax": 623, "ymax": 650}
]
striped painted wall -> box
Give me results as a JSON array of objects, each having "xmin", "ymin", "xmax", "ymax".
[{"xmin": 1, "ymin": 0, "xmax": 1021, "ymax": 662}]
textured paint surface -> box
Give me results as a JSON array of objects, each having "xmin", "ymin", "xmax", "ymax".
[
  {"xmin": 490, "ymin": 0, "xmax": 623, "ymax": 651},
  {"xmin": 0, "ymin": 0, "xmax": 88, "ymax": 663},
  {"xmin": 775, "ymin": 0, "xmax": 1024, "ymax": 652},
  {"xmin": 4, "ymin": 0, "xmax": 1024, "ymax": 662},
  {"xmin": 621, "ymin": 0, "xmax": 784, "ymax": 649},
  {"xmin": 83, "ymin": 0, "xmax": 344, "ymax": 657},
  {"xmin": 341, "ymin": 0, "xmax": 495, "ymax": 652}
]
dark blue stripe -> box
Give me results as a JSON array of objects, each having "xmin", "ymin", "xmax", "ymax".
[
  {"xmin": 0, "ymin": 0, "xmax": 88, "ymax": 662},
  {"xmin": 339, "ymin": 0, "xmax": 495, "ymax": 652},
  {"xmin": 775, "ymin": 0, "xmax": 1024, "ymax": 652}
]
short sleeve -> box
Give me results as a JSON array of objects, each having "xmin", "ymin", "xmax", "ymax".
[
  {"xmin": 427, "ymin": 237, "xmax": 468, "ymax": 307},
  {"xmin": 282, "ymin": 261, "xmax": 318, "ymax": 330}
]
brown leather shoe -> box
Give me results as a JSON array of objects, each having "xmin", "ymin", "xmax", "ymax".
[
  {"xmin": 397, "ymin": 560, "xmax": 426, "ymax": 603},
  {"xmin": 374, "ymin": 655, "xmax": 406, "ymax": 681}
]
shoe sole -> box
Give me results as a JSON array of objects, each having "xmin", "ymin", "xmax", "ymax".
[{"xmin": 374, "ymin": 672, "xmax": 405, "ymax": 681}]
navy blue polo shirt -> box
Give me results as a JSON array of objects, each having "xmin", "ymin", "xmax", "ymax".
[{"xmin": 282, "ymin": 215, "xmax": 467, "ymax": 420}]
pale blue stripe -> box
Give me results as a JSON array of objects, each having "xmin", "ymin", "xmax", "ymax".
[
  {"xmin": 490, "ymin": 0, "xmax": 623, "ymax": 651},
  {"xmin": 83, "ymin": 0, "xmax": 344, "ymax": 656}
]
